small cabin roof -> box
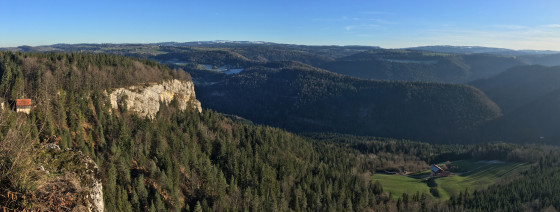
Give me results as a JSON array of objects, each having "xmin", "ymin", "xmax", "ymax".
[
  {"xmin": 430, "ymin": 164, "xmax": 443, "ymax": 173},
  {"xmin": 16, "ymin": 99, "xmax": 32, "ymax": 107}
]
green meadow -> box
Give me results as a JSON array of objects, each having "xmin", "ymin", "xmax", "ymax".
[
  {"xmin": 372, "ymin": 160, "xmax": 531, "ymax": 200},
  {"xmin": 371, "ymin": 173, "xmax": 430, "ymax": 199}
]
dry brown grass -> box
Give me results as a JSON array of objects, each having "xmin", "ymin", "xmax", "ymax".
[{"xmin": 0, "ymin": 111, "xmax": 45, "ymax": 209}]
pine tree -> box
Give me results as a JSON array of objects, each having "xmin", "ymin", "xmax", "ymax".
[
  {"xmin": 104, "ymin": 163, "xmax": 118, "ymax": 211},
  {"xmin": 194, "ymin": 201, "xmax": 203, "ymax": 212},
  {"xmin": 154, "ymin": 193, "xmax": 165, "ymax": 211}
]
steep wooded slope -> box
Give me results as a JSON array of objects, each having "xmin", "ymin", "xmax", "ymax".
[
  {"xmin": 471, "ymin": 65, "xmax": 560, "ymax": 113},
  {"xmin": 471, "ymin": 65, "xmax": 560, "ymax": 143},
  {"xmin": 0, "ymin": 52, "xmax": 382, "ymax": 211},
  {"xmin": 193, "ymin": 61, "xmax": 502, "ymax": 143}
]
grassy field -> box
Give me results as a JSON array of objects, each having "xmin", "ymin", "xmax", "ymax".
[
  {"xmin": 372, "ymin": 160, "xmax": 531, "ymax": 200},
  {"xmin": 435, "ymin": 161, "xmax": 530, "ymax": 199},
  {"xmin": 371, "ymin": 174, "xmax": 429, "ymax": 198}
]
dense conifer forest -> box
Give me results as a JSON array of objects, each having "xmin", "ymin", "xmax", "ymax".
[
  {"xmin": 1, "ymin": 51, "xmax": 559, "ymax": 211},
  {"xmin": 192, "ymin": 61, "xmax": 502, "ymax": 143}
]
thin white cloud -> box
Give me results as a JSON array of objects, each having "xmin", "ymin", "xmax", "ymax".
[
  {"xmin": 345, "ymin": 24, "xmax": 381, "ymax": 32},
  {"xmin": 314, "ymin": 16, "xmax": 560, "ymax": 50},
  {"xmin": 493, "ymin": 25, "xmax": 530, "ymax": 30},
  {"xmin": 361, "ymin": 11, "xmax": 393, "ymax": 15},
  {"xmin": 540, "ymin": 24, "xmax": 560, "ymax": 28},
  {"xmin": 315, "ymin": 15, "xmax": 394, "ymax": 35},
  {"xmin": 408, "ymin": 24, "xmax": 560, "ymax": 50},
  {"xmin": 313, "ymin": 16, "xmax": 395, "ymax": 25},
  {"xmin": 352, "ymin": 18, "xmax": 396, "ymax": 25}
]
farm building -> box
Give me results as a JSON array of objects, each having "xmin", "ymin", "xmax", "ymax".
[
  {"xmin": 430, "ymin": 164, "xmax": 451, "ymax": 177},
  {"xmin": 430, "ymin": 164, "xmax": 443, "ymax": 174},
  {"xmin": 16, "ymin": 99, "xmax": 32, "ymax": 114}
]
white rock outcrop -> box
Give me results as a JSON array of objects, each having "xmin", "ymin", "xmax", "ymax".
[
  {"xmin": 110, "ymin": 79, "xmax": 202, "ymax": 119},
  {"xmin": 35, "ymin": 145, "xmax": 105, "ymax": 212},
  {"xmin": 89, "ymin": 180, "xmax": 104, "ymax": 212},
  {"xmin": 82, "ymin": 153, "xmax": 104, "ymax": 212}
]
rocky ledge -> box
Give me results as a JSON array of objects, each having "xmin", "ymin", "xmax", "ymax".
[
  {"xmin": 31, "ymin": 144, "xmax": 104, "ymax": 212},
  {"xmin": 110, "ymin": 79, "xmax": 202, "ymax": 119}
]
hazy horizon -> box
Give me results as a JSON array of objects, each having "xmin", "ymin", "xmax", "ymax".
[{"xmin": 3, "ymin": 41, "xmax": 560, "ymax": 52}]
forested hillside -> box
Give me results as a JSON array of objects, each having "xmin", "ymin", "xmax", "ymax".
[
  {"xmin": 0, "ymin": 52, "xmax": 383, "ymax": 211},
  {"xmin": 320, "ymin": 50, "xmax": 525, "ymax": 83},
  {"xmin": 2, "ymin": 42, "xmax": 379, "ymax": 62},
  {"xmin": 490, "ymin": 89, "xmax": 560, "ymax": 147},
  {"xmin": 156, "ymin": 45, "xmax": 336, "ymax": 67},
  {"xmin": 192, "ymin": 61, "xmax": 502, "ymax": 143},
  {"xmin": 518, "ymin": 54, "xmax": 560, "ymax": 66},
  {"xmin": 1, "ymin": 52, "xmax": 559, "ymax": 211},
  {"xmin": 8, "ymin": 43, "xmax": 556, "ymax": 85},
  {"xmin": 471, "ymin": 65, "xmax": 560, "ymax": 143},
  {"xmin": 153, "ymin": 47, "xmax": 253, "ymax": 68},
  {"xmin": 406, "ymin": 45, "xmax": 560, "ymax": 55},
  {"xmin": 471, "ymin": 65, "xmax": 560, "ymax": 113}
]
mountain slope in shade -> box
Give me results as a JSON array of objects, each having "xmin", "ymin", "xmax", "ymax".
[
  {"xmin": 192, "ymin": 61, "xmax": 502, "ymax": 143},
  {"xmin": 519, "ymin": 54, "xmax": 560, "ymax": 66},
  {"xmin": 406, "ymin": 45, "xmax": 560, "ymax": 55},
  {"xmin": 471, "ymin": 65, "xmax": 560, "ymax": 113},
  {"xmin": 471, "ymin": 65, "xmax": 560, "ymax": 143},
  {"xmin": 483, "ymin": 88, "xmax": 560, "ymax": 143},
  {"xmin": 320, "ymin": 49, "xmax": 525, "ymax": 83}
]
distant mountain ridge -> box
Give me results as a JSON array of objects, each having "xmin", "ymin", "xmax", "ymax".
[
  {"xmin": 4, "ymin": 42, "xmax": 560, "ymax": 83},
  {"xmin": 6, "ymin": 42, "xmax": 558, "ymax": 55},
  {"xmin": 319, "ymin": 49, "xmax": 526, "ymax": 83},
  {"xmin": 406, "ymin": 45, "xmax": 560, "ymax": 55}
]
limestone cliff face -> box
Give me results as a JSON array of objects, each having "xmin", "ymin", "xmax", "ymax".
[
  {"xmin": 86, "ymin": 158, "xmax": 104, "ymax": 212},
  {"xmin": 110, "ymin": 79, "xmax": 202, "ymax": 119}
]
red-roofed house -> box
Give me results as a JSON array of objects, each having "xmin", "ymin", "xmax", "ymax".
[{"xmin": 16, "ymin": 99, "xmax": 32, "ymax": 114}]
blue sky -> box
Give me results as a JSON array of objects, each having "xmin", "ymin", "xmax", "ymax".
[{"xmin": 1, "ymin": 0, "xmax": 560, "ymax": 50}]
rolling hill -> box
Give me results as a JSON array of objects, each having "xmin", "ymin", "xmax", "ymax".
[
  {"xmin": 320, "ymin": 49, "xmax": 526, "ymax": 83},
  {"xmin": 9, "ymin": 42, "xmax": 558, "ymax": 85},
  {"xmin": 519, "ymin": 53, "xmax": 560, "ymax": 66},
  {"xmin": 191, "ymin": 61, "xmax": 502, "ymax": 143},
  {"xmin": 484, "ymin": 88, "xmax": 560, "ymax": 143},
  {"xmin": 406, "ymin": 45, "xmax": 560, "ymax": 55},
  {"xmin": 471, "ymin": 65, "xmax": 560, "ymax": 113},
  {"xmin": 151, "ymin": 44, "xmax": 380, "ymax": 68},
  {"xmin": 471, "ymin": 65, "xmax": 560, "ymax": 143}
]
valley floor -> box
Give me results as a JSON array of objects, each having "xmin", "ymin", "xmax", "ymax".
[{"xmin": 372, "ymin": 160, "xmax": 531, "ymax": 200}]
